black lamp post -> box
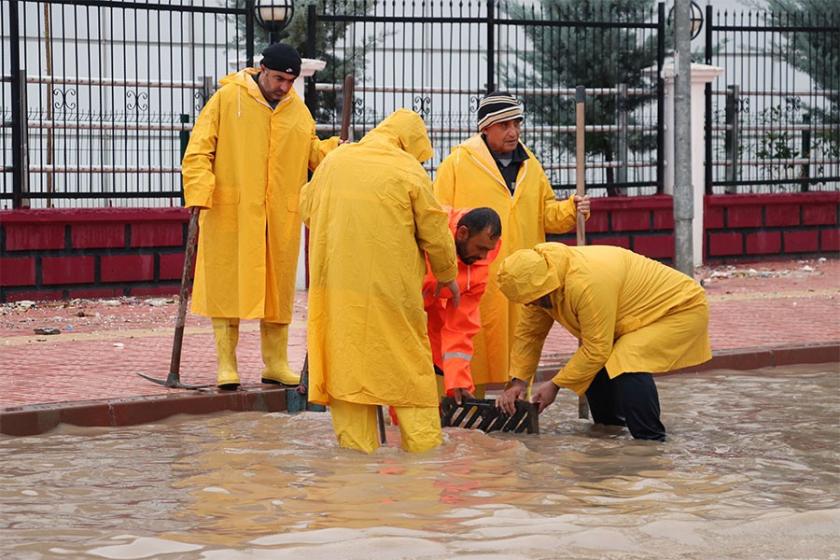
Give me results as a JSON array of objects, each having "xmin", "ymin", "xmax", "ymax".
[{"xmin": 255, "ymin": 0, "xmax": 295, "ymax": 45}]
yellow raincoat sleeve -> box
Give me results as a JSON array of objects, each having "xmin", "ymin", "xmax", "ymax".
[
  {"xmin": 414, "ymin": 181, "xmax": 458, "ymax": 283},
  {"xmin": 307, "ymin": 123, "xmax": 340, "ymax": 171},
  {"xmin": 508, "ymin": 306, "xmax": 555, "ymax": 383},
  {"xmin": 432, "ymin": 153, "xmax": 456, "ymax": 206},
  {"xmin": 542, "ymin": 174, "xmax": 578, "ymax": 234},
  {"xmin": 553, "ymin": 284, "xmax": 618, "ymax": 394},
  {"xmin": 299, "ymin": 167, "xmax": 322, "ymax": 227},
  {"xmin": 182, "ymin": 92, "xmax": 221, "ymax": 209}
]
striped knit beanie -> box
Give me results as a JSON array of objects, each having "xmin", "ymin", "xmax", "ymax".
[{"xmin": 477, "ymin": 92, "xmax": 523, "ymax": 131}]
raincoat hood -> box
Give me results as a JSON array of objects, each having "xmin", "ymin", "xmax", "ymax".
[
  {"xmin": 359, "ymin": 108, "xmax": 434, "ymax": 163},
  {"xmin": 218, "ymin": 68, "xmax": 300, "ymax": 113},
  {"xmin": 219, "ymin": 68, "xmax": 265, "ymax": 96},
  {"xmin": 219, "ymin": 68, "xmax": 257, "ymax": 87},
  {"xmin": 497, "ymin": 246, "xmax": 565, "ymax": 304}
]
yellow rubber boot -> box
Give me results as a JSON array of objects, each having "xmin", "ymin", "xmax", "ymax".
[
  {"xmin": 212, "ymin": 318, "xmax": 240, "ymax": 389},
  {"xmin": 260, "ymin": 321, "xmax": 300, "ymax": 386}
]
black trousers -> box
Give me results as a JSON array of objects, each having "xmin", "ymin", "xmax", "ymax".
[{"xmin": 584, "ymin": 368, "xmax": 666, "ymax": 441}]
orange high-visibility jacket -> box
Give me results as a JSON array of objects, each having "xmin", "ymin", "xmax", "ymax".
[{"xmin": 422, "ymin": 208, "xmax": 501, "ymax": 396}]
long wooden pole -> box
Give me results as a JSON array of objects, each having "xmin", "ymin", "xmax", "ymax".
[
  {"xmin": 136, "ymin": 207, "xmax": 209, "ymax": 389},
  {"xmin": 575, "ymin": 85, "xmax": 590, "ymax": 420}
]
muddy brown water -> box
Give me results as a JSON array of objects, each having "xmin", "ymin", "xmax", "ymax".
[{"xmin": 2, "ymin": 364, "xmax": 838, "ymax": 559}]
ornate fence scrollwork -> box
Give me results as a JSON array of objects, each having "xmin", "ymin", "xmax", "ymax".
[
  {"xmin": 53, "ymin": 87, "xmax": 77, "ymax": 111},
  {"xmin": 412, "ymin": 94, "xmax": 431, "ymax": 116},
  {"xmin": 126, "ymin": 90, "xmax": 149, "ymax": 112}
]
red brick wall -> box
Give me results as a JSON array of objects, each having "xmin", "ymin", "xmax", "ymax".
[
  {"xmin": 1, "ymin": 195, "xmax": 838, "ymax": 302},
  {"xmin": 548, "ymin": 195, "xmax": 677, "ymax": 260},
  {"xmin": 548, "ymin": 192, "xmax": 838, "ymax": 263},
  {"xmin": 705, "ymin": 192, "xmax": 839, "ymax": 261},
  {"xmin": 0, "ymin": 208, "xmax": 187, "ymax": 302}
]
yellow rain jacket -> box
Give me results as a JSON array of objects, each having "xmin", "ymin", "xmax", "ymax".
[
  {"xmin": 183, "ymin": 68, "xmax": 338, "ymax": 321},
  {"xmin": 498, "ymin": 243, "xmax": 712, "ymax": 395},
  {"xmin": 433, "ymin": 135, "xmax": 580, "ymax": 386},
  {"xmin": 300, "ymin": 109, "xmax": 458, "ymax": 408}
]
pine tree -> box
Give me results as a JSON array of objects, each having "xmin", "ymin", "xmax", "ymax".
[{"xmin": 505, "ymin": 0, "xmax": 661, "ymax": 194}]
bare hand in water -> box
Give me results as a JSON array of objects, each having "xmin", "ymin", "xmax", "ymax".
[
  {"xmin": 531, "ymin": 381, "xmax": 560, "ymax": 413},
  {"xmin": 496, "ymin": 378, "xmax": 527, "ymax": 415},
  {"xmin": 451, "ymin": 387, "xmax": 474, "ymax": 406}
]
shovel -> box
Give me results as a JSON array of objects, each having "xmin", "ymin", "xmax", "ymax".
[
  {"xmin": 136, "ymin": 207, "xmax": 211, "ymax": 390},
  {"xmin": 575, "ymin": 85, "xmax": 590, "ymax": 420}
]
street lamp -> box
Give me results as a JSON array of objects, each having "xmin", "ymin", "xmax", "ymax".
[
  {"xmin": 254, "ymin": 0, "xmax": 295, "ymax": 44},
  {"xmin": 667, "ymin": 0, "xmax": 704, "ymax": 40}
]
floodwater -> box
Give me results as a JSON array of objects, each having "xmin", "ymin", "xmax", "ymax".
[{"xmin": 2, "ymin": 365, "xmax": 839, "ymax": 560}]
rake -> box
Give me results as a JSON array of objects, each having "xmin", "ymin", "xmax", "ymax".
[{"xmin": 440, "ymin": 397, "xmax": 539, "ymax": 434}]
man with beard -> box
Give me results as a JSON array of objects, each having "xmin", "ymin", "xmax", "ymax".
[{"xmin": 422, "ymin": 207, "xmax": 501, "ymax": 405}]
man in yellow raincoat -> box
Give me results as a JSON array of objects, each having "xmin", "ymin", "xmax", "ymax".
[
  {"xmin": 182, "ymin": 43, "xmax": 339, "ymax": 389},
  {"xmin": 496, "ymin": 243, "xmax": 712, "ymax": 441},
  {"xmin": 300, "ymin": 109, "xmax": 459, "ymax": 454},
  {"xmin": 433, "ymin": 92, "xmax": 590, "ymax": 391}
]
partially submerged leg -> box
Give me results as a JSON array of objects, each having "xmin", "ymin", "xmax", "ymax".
[
  {"xmin": 614, "ymin": 372, "xmax": 666, "ymax": 441},
  {"xmin": 393, "ymin": 406, "xmax": 443, "ymax": 453},
  {"xmin": 584, "ymin": 368, "xmax": 626, "ymax": 426},
  {"xmin": 329, "ymin": 398, "xmax": 380, "ymax": 454}
]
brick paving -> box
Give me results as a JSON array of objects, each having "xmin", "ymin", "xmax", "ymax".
[{"xmin": 1, "ymin": 257, "xmax": 838, "ymax": 411}]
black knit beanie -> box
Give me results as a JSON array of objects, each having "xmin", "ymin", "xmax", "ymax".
[{"xmin": 260, "ymin": 43, "xmax": 301, "ymax": 76}]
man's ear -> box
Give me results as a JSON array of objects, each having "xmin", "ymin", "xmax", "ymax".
[{"xmin": 455, "ymin": 225, "xmax": 471, "ymax": 242}]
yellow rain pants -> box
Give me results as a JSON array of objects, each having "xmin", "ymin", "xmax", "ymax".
[{"xmin": 330, "ymin": 398, "xmax": 442, "ymax": 454}]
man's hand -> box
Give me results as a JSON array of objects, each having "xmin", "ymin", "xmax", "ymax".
[
  {"xmin": 574, "ymin": 194, "xmax": 591, "ymax": 218},
  {"xmin": 451, "ymin": 387, "xmax": 474, "ymax": 406},
  {"xmin": 496, "ymin": 378, "xmax": 527, "ymax": 416},
  {"xmin": 434, "ymin": 280, "xmax": 461, "ymax": 308},
  {"xmin": 531, "ymin": 381, "xmax": 560, "ymax": 413}
]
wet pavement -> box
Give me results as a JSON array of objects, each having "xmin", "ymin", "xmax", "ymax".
[
  {"xmin": 1, "ymin": 364, "xmax": 838, "ymax": 559},
  {"xmin": 1, "ymin": 257, "xmax": 838, "ymax": 411}
]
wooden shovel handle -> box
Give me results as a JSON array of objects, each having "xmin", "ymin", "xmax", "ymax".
[
  {"xmin": 168, "ymin": 207, "xmax": 200, "ymax": 378},
  {"xmin": 574, "ymin": 85, "xmax": 590, "ymax": 421},
  {"xmin": 340, "ymin": 74, "xmax": 355, "ymax": 141},
  {"xmin": 575, "ymin": 85, "xmax": 586, "ymax": 247}
]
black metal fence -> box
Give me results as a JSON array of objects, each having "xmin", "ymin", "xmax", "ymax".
[
  {"xmin": 1, "ymin": 0, "xmax": 255, "ymax": 209},
  {"xmin": 704, "ymin": 6, "xmax": 839, "ymax": 194},
  {"xmin": 307, "ymin": 0, "xmax": 665, "ymax": 198},
  {"xmin": 1, "ymin": 0, "xmax": 838, "ymax": 208}
]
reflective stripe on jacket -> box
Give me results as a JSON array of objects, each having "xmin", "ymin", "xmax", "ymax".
[{"xmin": 423, "ymin": 208, "xmax": 501, "ymax": 396}]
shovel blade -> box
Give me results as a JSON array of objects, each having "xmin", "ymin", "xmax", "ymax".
[{"xmin": 135, "ymin": 371, "xmax": 212, "ymax": 391}]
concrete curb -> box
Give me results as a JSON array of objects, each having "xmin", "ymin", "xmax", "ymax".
[
  {"xmin": 1, "ymin": 386, "xmax": 287, "ymax": 437},
  {"xmin": 533, "ymin": 341, "xmax": 840, "ymax": 382},
  {"xmin": 2, "ymin": 342, "xmax": 837, "ymax": 436}
]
